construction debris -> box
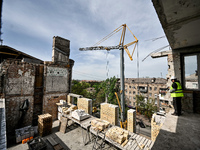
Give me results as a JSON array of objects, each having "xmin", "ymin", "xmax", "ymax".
[
  {"xmin": 91, "ymin": 119, "xmax": 110, "ymax": 131},
  {"xmin": 71, "ymin": 109, "xmax": 90, "ymax": 121},
  {"xmin": 105, "ymin": 127, "xmax": 129, "ymax": 145}
]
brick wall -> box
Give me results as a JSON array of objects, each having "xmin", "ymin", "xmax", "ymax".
[
  {"xmin": 100, "ymin": 103, "xmax": 119, "ymax": 125},
  {"xmin": 2, "ymin": 60, "xmax": 35, "ymax": 132},
  {"xmin": 127, "ymin": 109, "xmax": 136, "ymax": 133},
  {"xmin": 43, "ymin": 94, "xmax": 67, "ymax": 120},
  {"xmin": 77, "ymin": 98, "xmax": 92, "ymax": 115}
]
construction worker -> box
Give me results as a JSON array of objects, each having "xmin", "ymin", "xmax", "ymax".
[{"xmin": 170, "ymin": 76, "xmax": 184, "ymax": 116}]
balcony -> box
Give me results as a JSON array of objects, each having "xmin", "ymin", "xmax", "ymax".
[{"xmin": 138, "ymin": 86, "xmax": 148, "ymax": 93}]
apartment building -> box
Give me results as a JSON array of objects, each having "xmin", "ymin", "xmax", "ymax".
[{"xmin": 124, "ymin": 78, "xmax": 167, "ymax": 108}]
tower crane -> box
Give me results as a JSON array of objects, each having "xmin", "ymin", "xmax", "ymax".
[{"xmin": 79, "ymin": 24, "xmax": 138, "ymax": 123}]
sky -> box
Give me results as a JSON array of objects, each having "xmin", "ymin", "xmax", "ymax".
[{"xmin": 2, "ymin": 0, "xmax": 170, "ymax": 80}]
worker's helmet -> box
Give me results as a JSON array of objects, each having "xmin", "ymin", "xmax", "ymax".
[{"xmin": 170, "ymin": 76, "xmax": 177, "ymax": 80}]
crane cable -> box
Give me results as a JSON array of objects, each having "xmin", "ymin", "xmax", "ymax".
[{"xmin": 106, "ymin": 50, "xmax": 110, "ymax": 102}]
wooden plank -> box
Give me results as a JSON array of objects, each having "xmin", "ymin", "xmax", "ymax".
[
  {"xmin": 144, "ymin": 139, "xmax": 152, "ymax": 150},
  {"xmin": 134, "ymin": 136, "xmax": 144, "ymax": 150},
  {"xmin": 124, "ymin": 134, "xmax": 138, "ymax": 150},
  {"xmin": 135, "ymin": 136, "xmax": 146, "ymax": 150},
  {"xmin": 129, "ymin": 134, "xmax": 140, "ymax": 150},
  {"xmin": 149, "ymin": 140, "xmax": 154, "ymax": 149},
  {"xmin": 59, "ymin": 117, "xmax": 68, "ymax": 133},
  {"xmin": 47, "ymin": 137, "xmax": 58, "ymax": 146},
  {"xmin": 53, "ymin": 143, "xmax": 64, "ymax": 150},
  {"xmin": 142, "ymin": 138, "xmax": 149, "ymax": 148}
]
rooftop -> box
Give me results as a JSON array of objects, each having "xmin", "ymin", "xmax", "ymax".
[{"xmin": 125, "ymin": 78, "xmax": 167, "ymax": 84}]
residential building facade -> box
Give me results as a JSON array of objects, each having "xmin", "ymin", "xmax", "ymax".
[{"xmin": 124, "ymin": 78, "xmax": 167, "ymax": 108}]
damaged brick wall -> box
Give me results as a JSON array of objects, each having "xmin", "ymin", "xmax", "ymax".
[
  {"xmin": 43, "ymin": 93, "xmax": 66, "ymax": 120},
  {"xmin": 2, "ymin": 60, "xmax": 35, "ymax": 132},
  {"xmin": 0, "ymin": 36, "xmax": 75, "ymax": 133},
  {"xmin": 42, "ymin": 36, "xmax": 74, "ymax": 120},
  {"xmin": 42, "ymin": 62, "xmax": 70, "ymax": 120}
]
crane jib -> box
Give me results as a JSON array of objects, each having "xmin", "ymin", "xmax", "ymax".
[{"xmin": 79, "ymin": 46, "xmax": 120, "ymax": 51}]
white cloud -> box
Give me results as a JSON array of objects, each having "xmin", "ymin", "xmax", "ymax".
[{"xmin": 2, "ymin": 0, "xmax": 169, "ymax": 80}]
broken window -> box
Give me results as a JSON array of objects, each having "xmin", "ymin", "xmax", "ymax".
[{"xmin": 184, "ymin": 54, "xmax": 199, "ymax": 90}]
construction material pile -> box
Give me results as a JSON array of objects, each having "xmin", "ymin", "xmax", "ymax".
[
  {"xmin": 62, "ymin": 104, "xmax": 78, "ymax": 115},
  {"xmin": 91, "ymin": 119, "xmax": 110, "ymax": 131},
  {"xmin": 106, "ymin": 127, "xmax": 129, "ymax": 145},
  {"xmin": 15, "ymin": 125, "xmax": 34, "ymax": 143},
  {"xmin": 38, "ymin": 113, "xmax": 52, "ymax": 137},
  {"xmin": 71, "ymin": 109, "xmax": 90, "ymax": 121}
]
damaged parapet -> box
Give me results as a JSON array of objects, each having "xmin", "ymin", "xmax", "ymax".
[
  {"xmin": 151, "ymin": 113, "xmax": 166, "ymax": 142},
  {"xmin": 52, "ymin": 36, "xmax": 70, "ymax": 64}
]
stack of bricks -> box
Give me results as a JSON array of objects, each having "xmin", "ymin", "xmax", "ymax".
[
  {"xmin": 100, "ymin": 103, "xmax": 119, "ymax": 125},
  {"xmin": 77, "ymin": 98, "xmax": 92, "ymax": 115},
  {"xmin": 38, "ymin": 113, "xmax": 52, "ymax": 137},
  {"xmin": 105, "ymin": 127, "xmax": 129, "ymax": 145},
  {"xmin": 151, "ymin": 113, "xmax": 165, "ymax": 141},
  {"xmin": 127, "ymin": 109, "xmax": 136, "ymax": 133}
]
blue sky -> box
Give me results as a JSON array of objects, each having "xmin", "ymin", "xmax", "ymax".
[{"xmin": 2, "ymin": 0, "xmax": 169, "ymax": 80}]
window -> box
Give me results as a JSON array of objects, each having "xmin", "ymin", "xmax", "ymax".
[
  {"xmin": 149, "ymin": 93, "xmax": 152, "ymax": 96},
  {"xmin": 154, "ymin": 87, "xmax": 157, "ymax": 91},
  {"xmin": 184, "ymin": 54, "xmax": 199, "ymax": 90},
  {"xmin": 149, "ymin": 87, "xmax": 152, "ymax": 91},
  {"xmin": 129, "ymin": 96, "xmax": 132, "ymax": 100},
  {"xmin": 129, "ymin": 91, "xmax": 131, "ymax": 94},
  {"xmin": 133, "ymin": 91, "xmax": 135, "ymax": 94},
  {"xmin": 129, "ymin": 86, "xmax": 131, "ymax": 88}
]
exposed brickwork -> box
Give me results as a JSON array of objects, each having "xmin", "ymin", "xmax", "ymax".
[
  {"xmin": 182, "ymin": 91, "xmax": 193, "ymax": 113},
  {"xmin": 0, "ymin": 37, "xmax": 74, "ymax": 135},
  {"xmin": 43, "ymin": 94, "xmax": 67, "ymax": 121},
  {"xmin": 1, "ymin": 60, "xmax": 35, "ymax": 133}
]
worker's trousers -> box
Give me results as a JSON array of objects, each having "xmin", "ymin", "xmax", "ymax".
[{"xmin": 173, "ymin": 97, "xmax": 182, "ymax": 116}]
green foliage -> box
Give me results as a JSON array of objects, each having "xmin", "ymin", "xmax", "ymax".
[
  {"xmin": 99, "ymin": 76, "xmax": 119, "ymax": 105},
  {"xmin": 71, "ymin": 80, "xmax": 91, "ymax": 98},
  {"xmin": 71, "ymin": 77, "xmax": 119, "ymax": 108},
  {"xmin": 136, "ymin": 95, "xmax": 157, "ymax": 120}
]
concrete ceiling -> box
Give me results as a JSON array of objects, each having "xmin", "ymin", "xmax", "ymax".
[{"xmin": 152, "ymin": 0, "xmax": 200, "ymax": 50}]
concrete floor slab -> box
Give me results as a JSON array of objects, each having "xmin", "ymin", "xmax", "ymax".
[
  {"xmin": 152, "ymin": 111, "xmax": 200, "ymax": 150},
  {"xmin": 7, "ymin": 120, "xmax": 118, "ymax": 150}
]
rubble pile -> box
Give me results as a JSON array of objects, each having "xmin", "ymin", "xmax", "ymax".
[
  {"xmin": 91, "ymin": 119, "xmax": 110, "ymax": 131},
  {"xmin": 106, "ymin": 127, "xmax": 128, "ymax": 145}
]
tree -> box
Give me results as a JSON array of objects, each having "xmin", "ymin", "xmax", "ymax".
[
  {"xmin": 71, "ymin": 80, "xmax": 91, "ymax": 98},
  {"xmin": 136, "ymin": 95, "xmax": 157, "ymax": 121},
  {"xmin": 98, "ymin": 76, "xmax": 119, "ymax": 105}
]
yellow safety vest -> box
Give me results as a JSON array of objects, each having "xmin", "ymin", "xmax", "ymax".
[{"xmin": 170, "ymin": 82, "xmax": 184, "ymax": 97}]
